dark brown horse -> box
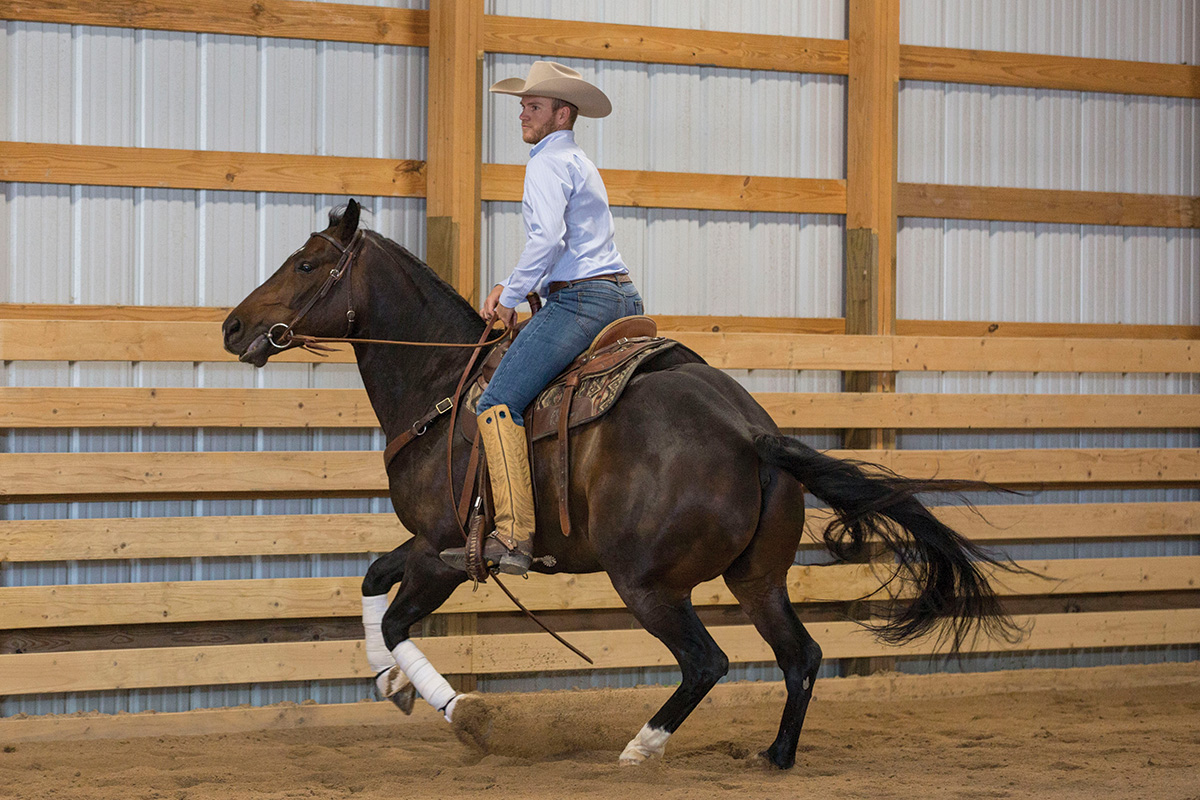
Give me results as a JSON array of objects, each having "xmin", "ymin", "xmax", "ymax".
[{"xmin": 222, "ymin": 200, "xmax": 1018, "ymax": 769}]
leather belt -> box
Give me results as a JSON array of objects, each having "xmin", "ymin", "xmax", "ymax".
[{"xmin": 547, "ymin": 273, "xmax": 633, "ymax": 293}]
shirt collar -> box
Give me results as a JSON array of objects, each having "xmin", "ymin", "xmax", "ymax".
[{"xmin": 530, "ymin": 129, "xmax": 574, "ymax": 157}]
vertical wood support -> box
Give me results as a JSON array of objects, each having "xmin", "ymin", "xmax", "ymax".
[
  {"xmin": 427, "ymin": 0, "xmax": 483, "ymax": 305},
  {"xmin": 841, "ymin": 0, "xmax": 900, "ymax": 677},
  {"xmin": 426, "ymin": 0, "xmax": 482, "ymax": 691}
]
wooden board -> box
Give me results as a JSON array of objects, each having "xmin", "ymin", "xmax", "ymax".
[
  {"xmin": 0, "ymin": 141, "xmax": 426, "ymax": 198},
  {"xmin": 2, "ymin": 557, "xmax": 1195, "ymax": 630},
  {"xmin": 0, "ymin": 513, "xmax": 407, "ymax": 562},
  {"xmin": 3, "ymin": 502, "xmax": 1193, "ymax": 563},
  {"xmin": 899, "ymin": 183, "xmax": 1200, "ymax": 229},
  {"xmin": 7, "ymin": 388, "xmax": 1196, "ymax": 430},
  {"xmin": 757, "ymin": 392, "xmax": 1200, "ymax": 430},
  {"xmin": 483, "ymin": 15, "xmax": 849, "ymax": 75},
  {"xmin": 0, "ymin": 0, "xmax": 429, "ymax": 47},
  {"xmin": 483, "ymin": 163, "xmax": 847, "ymax": 214},
  {"xmin": 1, "ymin": 609, "xmax": 1195, "ymax": 694},
  {"xmin": 4, "ymin": 448, "xmax": 1198, "ymax": 499},
  {"xmin": 7, "ymin": 305, "xmax": 1196, "ymax": 341},
  {"xmin": 900, "ymin": 44, "xmax": 1200, "ymax": 99}
]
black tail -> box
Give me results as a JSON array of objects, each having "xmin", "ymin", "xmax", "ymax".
[{"xmin": 754, "ymin": 434, "xmax": 1026, "ymax": 652}]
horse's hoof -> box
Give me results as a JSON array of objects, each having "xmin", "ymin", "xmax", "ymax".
[
  {"xmin": 618, "ymin": 724, "xmax": 669, "ymax": 766},
  {"xmin": 375, "ymin": 666, "xmax": 414, "ymax": 715},
  {"xmin": 388, "ymin": 684, "xmax": 416, "ymax": 715},
  {"xmin": 448, "ymin": 693, "xmax": 493, "ymax": 753},
  {"xmin": 757, "ymin": 748, "xmax": 795, "ymax": 770}
]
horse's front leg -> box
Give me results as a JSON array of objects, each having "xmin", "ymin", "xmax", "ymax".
[
  {"xmin": 361, "ymin": 539, "xmax": 419, "ymax": 710},
  {"xmin": 373, "ymin": 539, "xmax": 468, "ymax": 721}
]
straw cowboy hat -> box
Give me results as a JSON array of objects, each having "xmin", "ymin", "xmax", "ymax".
[{"xmin": 489, "ymin": 60, "xmax": 612, "ymax": 118}]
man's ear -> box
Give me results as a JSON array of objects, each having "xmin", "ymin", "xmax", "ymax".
[{"xmin": 336, "ymin": 199, "xmax": 361, "ymax": 243}]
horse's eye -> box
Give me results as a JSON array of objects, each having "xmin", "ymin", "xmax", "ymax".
[{"xmin": 297, "ymin": 261, "xmax": 314, "ymax": 273}]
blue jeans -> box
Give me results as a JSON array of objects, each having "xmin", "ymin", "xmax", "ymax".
[{"xmin": 478, "ymin": 280, "xmax": 644, "ymax": 426}]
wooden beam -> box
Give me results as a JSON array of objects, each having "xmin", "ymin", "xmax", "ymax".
[
  {"xmin": 4, "ymin": 502, "xmax": 1193, "ymax": 564},
  {"xmin": 899, "ymin": 183, "xmax": 1200, "ymax": 229},
  {"xmin": 484, "ymin": 163, "xmax": 846, "ymax": 214},
  {"xmin": 757, "ymin": 392, "xmax": 1200, "ymax": 430},
  {"xmin": 482, "ymin": 15, "xmax": 849, "ymax": 75},
  {"xmin": 7, "ymin": 388, "xmax": 1196, "ymax": 430},
  {"xmin": 0, "ymin": 0, "xmax": 429, "ymax": 47},
  {"xmin": 1, "ymin": 609, "xmax": 1196, "ymax": 694},
  {"xmin": 900, "ymin": 44, "xmax": 1200, "ymax": 99},
  {"xmin": 0, "ymin": 141, "xmax": 425, "ymax": 197},
  {"xmin": 2, "ymin": 556, "xmax": 1195, "ymax": 630},
  {"xmin": 7, "ymin": 305, "xmax": 1197, "ymax": 341},
  {"xmin": 0, "ymin": 387, "xmax": 379, "ymax": 428},
  {"xmin": 4, "ymin": 321, "xmax": 1198, "ymax": 372},
  {"xmin": 4, "ymin": 448, "xmax": 1198, "ymax": 500},
  {"xmin": 426, "ymin": 0, "xmax": 482, "ymax": 302},
  {"xmin": 3, "ymin": 501, "xmax": 1196, "ymax": 566},
  {"xmin": 0, "ymin": 513, "xmax": 408, "ymax": 562}
]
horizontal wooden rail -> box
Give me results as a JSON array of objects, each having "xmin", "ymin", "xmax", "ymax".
[
  {"xmin": 5, "ymin": 321, "xmax": 1195, "ymax": 373},
  {"xmin": 2, "ymin": 448, "xmax": 1198, "ymax": 500},
  {"xmin": 5, "ymin": 2, "xmax": 1195, "ymax": 99},
  {"xmin": 2, "ymin": 557, "xmax": 1195, "ymax": 630},
  {"xmin": 900, "ymin": 45, "xmax": 1200, "ymax": 100},
  {"xmin": 6, "ymin": 305, "xmax": 1197, "ymax": 342},
  {"xmin": 0, "ymin": 513, "xmax": 407, "ymax": 562},
  {"xmin": 2, "ymin": 503, "xmax": 1196, "ymax": 563},
  {"xmin": 483, "ymin": 15, "xmax": 850, "ymax": 75},
  {"xmin": 0, "ymin": 0, "xmax": 429, "ymax": 47},
  {"xmin": 4, "ymin": 143, "xmax": 1195, "ymax": 227},
  {"xmin": 3, "ymin": 502, "xmax": 1195, "ymax": 564},
  {"xmin": 899, "ymin": 183, "xmax": 1200, "ymax": 229},
  {"xmin": 0, "ymin": 608, "xmax": 1195, "ymax": 694},
  {"xmin": 4, "ymin": 387, "xmax": 1197, "ymax": 431},
  {"xmin": 0, "ymin": 142, "xmax": 426, "ymax": 198},
  {"xmin": 485, "ymin": 163, "xmax": 847, "ymax": 214}
]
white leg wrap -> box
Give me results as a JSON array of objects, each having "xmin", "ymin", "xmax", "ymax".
[
  {"xmin": 361, "ymin": 595, "xmax": 393, "ymax": 675},
  {"xmin": 391, "ymin": 640, "xmax": 458, "ymax": 722},
  {"xmin": 619, "ymin": 724, "xmax": 671, "ymax": 765}
]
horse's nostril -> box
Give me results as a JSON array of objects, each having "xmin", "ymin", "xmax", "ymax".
[{"xmin": 224, "ymin": 317, "xmax": 242, "ymax": 339}]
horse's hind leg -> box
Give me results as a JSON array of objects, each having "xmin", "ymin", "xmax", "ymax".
[
  {"xmin": 723, "ymin": 465, "xmax": 822, "ymax": 769},
  {"xmin": 612, "ymin": 586, "xmax": 730, "ymax": 765},
  {"xmin": 726, "ymin": 577, "xmax": 822, "ymax": 769}
]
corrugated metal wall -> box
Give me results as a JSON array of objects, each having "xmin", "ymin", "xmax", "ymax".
[
  {"xmin": 896, "ymin": 0, "xmax": 1200, "ymax": 673},
  {"xmin": 2, "ymin": 1, "xmax": 1196, "ymax": 713},
  {"xmin": 0, "ymin": 2, "xmax": 430, "ymax": 716}
]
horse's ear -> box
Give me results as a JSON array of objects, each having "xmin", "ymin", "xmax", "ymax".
[{"xmin": 335, "ymin": 199, "xmax": 361, "ymax": 243}]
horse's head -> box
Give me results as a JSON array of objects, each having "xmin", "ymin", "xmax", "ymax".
[{"xmin": 223, "ymin": 199, "xmax": 364, "ymax": 367}]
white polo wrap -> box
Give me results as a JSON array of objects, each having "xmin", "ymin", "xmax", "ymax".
[
  {"xmin": 391, "ymin": 639, "xmax": 459, "ymax": 722},
  {"xmin": 619, "ymin": 724, "xmax": 671, "ymax": 764},
  {"xmin": 361, "ymin": 594, "xmax": 393, "ymax": 675}
]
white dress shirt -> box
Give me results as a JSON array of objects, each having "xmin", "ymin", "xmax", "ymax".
[{"xmin": 498, "ymin": 130, "xmax": 628, "ymax": 308}]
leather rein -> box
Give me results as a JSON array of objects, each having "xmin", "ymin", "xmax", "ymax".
[{"xmin": 265, "ymin": 230, "xmax": 591, "ymax": 664}]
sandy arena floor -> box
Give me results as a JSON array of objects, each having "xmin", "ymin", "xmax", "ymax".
[{"xmin": 1, "ymin": 662, "xmax": 1197, "ymax": 800}]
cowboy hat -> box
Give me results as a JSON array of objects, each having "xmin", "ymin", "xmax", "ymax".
[{"xmin": 489, "ymin": 61, "xmax": 612, "ymax": 118}]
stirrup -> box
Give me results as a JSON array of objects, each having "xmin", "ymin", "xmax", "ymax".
[{"xmin": 439, "ymin": 535, "xmax": 522, "ymax": 574}]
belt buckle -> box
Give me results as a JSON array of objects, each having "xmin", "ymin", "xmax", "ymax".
[{"xmin": 435, "ymin": 397, "xmax": 454, "ymax": 414}]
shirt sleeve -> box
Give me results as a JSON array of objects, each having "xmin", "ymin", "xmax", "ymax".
[{"xmin": 498, "ymin": 154, "xmax": 572, "ymax": 307}]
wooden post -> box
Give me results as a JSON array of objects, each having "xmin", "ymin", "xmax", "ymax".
[
  {"xmin": 426, "ymin": 0, "xmax": 483, "ymax": 305},
  {"xmin": 426, "ymin": 0, "xmax": 482, "ymax": 691},
  {"xmin": 841, "ymin": 0, "xmax": 900, "ymax": 677}
]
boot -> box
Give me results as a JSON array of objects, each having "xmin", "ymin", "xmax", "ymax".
[{"xmin": 440, "ymin": 404, "xmax": 535, "ymax": 576}]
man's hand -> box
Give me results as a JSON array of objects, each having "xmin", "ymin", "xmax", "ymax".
[
  {"xmin": 480, "ymin": 284, "xmax": 505, "ymax": 321},
  {"xmin": 493, "ymin": 303, "xmax": 517, "ymax": 327}
]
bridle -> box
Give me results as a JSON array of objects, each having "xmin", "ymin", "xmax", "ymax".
[{"xmin": 267, "ymin": 229, "xmax": 365, "ymax": 352}]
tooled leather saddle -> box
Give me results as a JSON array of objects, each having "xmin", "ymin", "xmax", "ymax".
[{"xmin": 462, "ymin": 315, "xmax": 703, "ymax": 537}]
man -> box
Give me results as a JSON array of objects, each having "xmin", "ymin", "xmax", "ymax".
[{"xmin": 441, "ymin": 61, "xmax": 642, "ymax": 577}]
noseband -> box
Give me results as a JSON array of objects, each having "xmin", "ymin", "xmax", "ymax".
[{"xmin": 267, "ymin": 229, "xmax": 365, "ymax": 351}]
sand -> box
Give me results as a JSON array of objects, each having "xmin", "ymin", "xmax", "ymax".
[{"xmin": 1, "ymin": 662, "xmax": 1197, "ymax": 800}]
